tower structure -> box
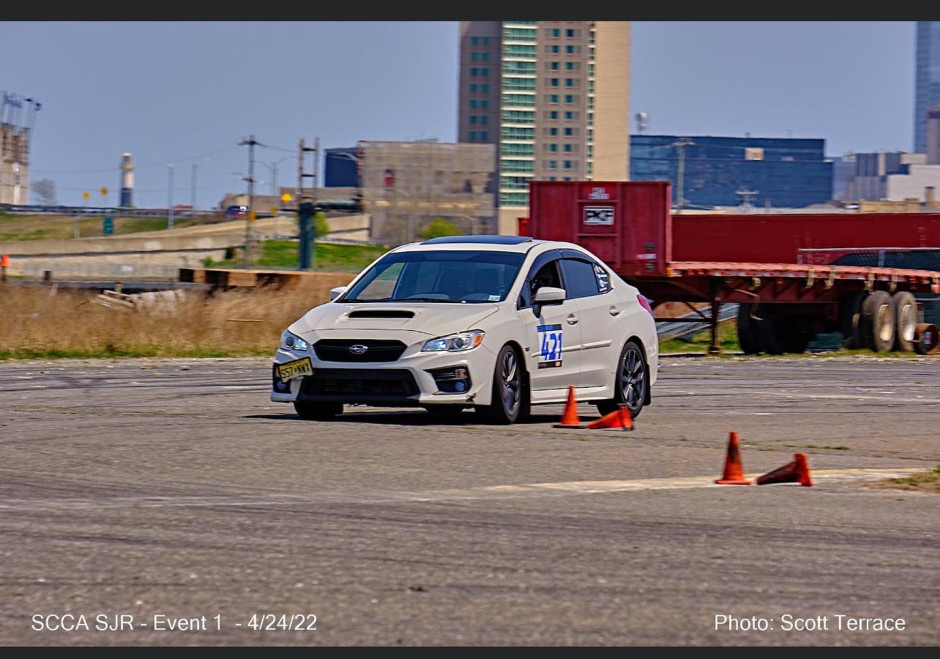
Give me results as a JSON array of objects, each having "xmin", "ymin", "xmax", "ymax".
[
  {"xmin": 457, "ymin": 21, "xmax": 631, "ymax": 234},
  {"xmin": 119, "ymin": 152, "xmax": 134, "ymax": 207},
  {"xmin": 914, "ymin": 21, "xmax": 940, "ymax": 154}
]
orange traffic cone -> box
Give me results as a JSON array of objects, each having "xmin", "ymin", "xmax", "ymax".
[
  {"xmin": 756, "ymin": 453, "xmax": 814, "ymax": 486},
  {"xmin": 554, "ymin": 386, "xmax": 583, "ymax": 428},
  {"xmin": 715, "ymin": 431, "xmax": 752, "ymax": 485},
  {"xmin": 587, "ymin": 404, "xmax": 633, "ymax": 430}
]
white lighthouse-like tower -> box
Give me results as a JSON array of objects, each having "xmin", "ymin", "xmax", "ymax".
[{"xmin": 119, "ymin": 152, "xmax": 134, "ymax": 207}]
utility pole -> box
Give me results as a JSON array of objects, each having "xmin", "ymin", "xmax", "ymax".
[
  {"xmin": 670, "ymin": 138, "xmax": 694, "ymax": 213},
  {"xmin": 239, "ymin": 135, "xmax": 260, "ymax": 267},
  {"xmin": 297, "ymin": 138, "xmax": 319, "ymax": 270}
]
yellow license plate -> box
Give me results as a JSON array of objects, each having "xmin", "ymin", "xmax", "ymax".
[{"xmin": 278, "ymin": 357, "xmax": 313, "ymax": 382}]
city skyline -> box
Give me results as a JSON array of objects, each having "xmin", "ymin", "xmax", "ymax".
[{"xmin": 0, "ymin": 21, "xmax": 920, "ymax": 208}]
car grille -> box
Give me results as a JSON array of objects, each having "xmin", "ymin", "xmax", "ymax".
[
  {"xmin": 314, "ymin": 339, "xmax": 407, "ymax": 362},
  {"xmin": 300, "ymin": 368, "xmax": 419, "ymax": 402}
]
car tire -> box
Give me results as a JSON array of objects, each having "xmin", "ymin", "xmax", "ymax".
[
  {"xmin": 293, "ymin": 400, "xmax": 343, "ymax": 420},
  {"xmin": 596, "ymin": 339, "xmax": 648, "ymax": 419},
  {"xmin": 477, "ymin": 344, "xmax": 526, "ymax": 425}
]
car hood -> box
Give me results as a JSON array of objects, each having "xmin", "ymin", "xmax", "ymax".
[{"xmin": 289, "ymin": 302, "xmax": 501, "ymax": 339}]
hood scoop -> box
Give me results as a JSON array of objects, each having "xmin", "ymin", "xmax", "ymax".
[{"xmin": 347, "ymin": 309, "xmax": 416, "ymax": 319}]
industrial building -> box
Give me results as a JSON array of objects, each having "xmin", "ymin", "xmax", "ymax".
[
  {"xmin": 630, "ymin": 134, "xmax": 833, "ymax": 210},
  {"xmin": 457, "ymin": 21, "xmax": 631, "ymax": 233},
  {"xmin": 832, "ymin": 150, "xmax": 940, "ymax": 208},
  {"xmin": 0, "ymin": 91, "xmax": 39, "ymax": 206},
  {"xmin": 322, "ymin": 139, "xmax": 496, "ymax": 245}
]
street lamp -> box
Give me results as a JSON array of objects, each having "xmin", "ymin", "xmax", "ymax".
[{"xmin": 259, "ymin": 155, "xmax": 296, "ymax": 201}]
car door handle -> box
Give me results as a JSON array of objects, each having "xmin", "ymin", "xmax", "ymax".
[
  {"xmin": 566, "ymin": 314, "xmax": 579, "ymax": 325},
  {"xmin": 609, "ymin": 306, "xmax": 621, "ymax": 316}
]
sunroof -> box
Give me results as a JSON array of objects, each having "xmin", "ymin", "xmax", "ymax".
[{"xmin": 422, "ymin": 235, "xmax": 534, "ymax": 245}]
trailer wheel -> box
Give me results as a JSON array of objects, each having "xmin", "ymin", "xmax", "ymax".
[
  {"xmin": 859, "ymin": 290, "xmax": 895, "ymax": 352},
  {"xmin": 892, "ymin": 291, "xmax": 918, "ymax": 352},
  {"xmin": 753, "ymin": 304, "xmax": 784, "ymax": 355},
  {"xmin": 839, "ymin": 291, "xmax": 867, "ymax": 349},
  {"xmin": 776, "ymin": 318, "xmax": 811, "ymax": 354},
  {"xmin": 736, "ymin": 303, "xmax": 758, "ymax": 355}
]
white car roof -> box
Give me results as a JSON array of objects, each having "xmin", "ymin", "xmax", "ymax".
[{"xmin": 392, "ymin": 235, "xmax": 584, "ymax": 255}]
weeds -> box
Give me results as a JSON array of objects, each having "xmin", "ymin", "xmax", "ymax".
[{"xmin": 0, "ymin": 278, "xmax": 350, "ymax": 359}]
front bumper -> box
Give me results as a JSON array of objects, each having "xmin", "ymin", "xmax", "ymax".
[{"xmin": 269, "ymin": 346, "xmax": 495, "ymax": 407}]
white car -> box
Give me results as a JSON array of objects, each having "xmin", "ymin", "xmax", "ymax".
[{"xmin": 270, "ymin": 235, "xmax": 659, "ymax": 424}]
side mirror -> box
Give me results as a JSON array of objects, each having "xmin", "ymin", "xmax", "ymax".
[
  {"xmin": 329, "ymin": 286, "xmax": 347, "ymax": 301},
  {"xmin": 534, "ymin": 286, "xmax": 566, "ymax": 304},
  {"xmin": 532, "ymin": 285, "xmax": 565, "ymax": 316}
]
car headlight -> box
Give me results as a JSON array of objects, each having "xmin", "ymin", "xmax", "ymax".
[
  {"xmin": 421, "ymin": 330, "xmax": 485, "ymax": 353},
  {"xmin": 280, "ymin": 330, "xmax": 309, "ymax": 352}
]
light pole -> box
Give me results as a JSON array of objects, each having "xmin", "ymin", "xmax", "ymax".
[{"xmin": 167, "ymin": 163, "xmax": 175, "ymax": 229}]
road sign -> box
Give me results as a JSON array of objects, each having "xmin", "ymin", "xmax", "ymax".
[{"xmin": 103, "ymin": 217, "xmax": 113, "ymax": 235}]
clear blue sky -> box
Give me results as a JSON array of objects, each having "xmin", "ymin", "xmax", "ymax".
[{"xmin": 1, "ymin": 21, "xmax": 917, "ymax": 209}]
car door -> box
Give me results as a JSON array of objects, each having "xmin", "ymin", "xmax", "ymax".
[
  {"xmin": 559, "ymin": 253, "xmax": 618, "ymax": 389},
  {"xmin": 517, "ymin": 255, "xmax": 582, "ymax": 396}
]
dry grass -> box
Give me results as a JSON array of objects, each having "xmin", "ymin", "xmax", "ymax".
[
  {"xmin": 866, "ymin": 465, "xmax": 940, "ymax": 494},
  {"xmin": 0, "ymin": 274, "xmax": 354, "ymax": 358}
]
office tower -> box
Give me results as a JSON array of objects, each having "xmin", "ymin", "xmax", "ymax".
[
  {"xmin": 914, "ymin": 21, "xmax": 940, "ymax": 154},
  {"xmin": 458, "ymin": 21, "xmax": 630, "ymax": 234}
]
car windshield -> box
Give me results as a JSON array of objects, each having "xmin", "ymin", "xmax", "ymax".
[{"xmin": 342, "ymin": 250, "xmax": 525, "ymax": 303}]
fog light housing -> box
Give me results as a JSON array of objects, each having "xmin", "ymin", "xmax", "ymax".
[
  {"xmin": 272, "ymin": 365, "xmax": 292, "ymax": 393},
  {"xmin": 427, "ymin": 366, "xmax": 472, "ymax": 393}
]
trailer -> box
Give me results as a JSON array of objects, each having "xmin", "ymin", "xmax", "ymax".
[{"xmin": 524, "ymin": 180, "xmax": 940, "ymax": 355}]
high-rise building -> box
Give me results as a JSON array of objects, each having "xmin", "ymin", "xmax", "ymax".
[
  {"xmin": 913, "ymin": 21, "xmax": 940, "ymax": 154},
  {"xmin": 457, "ymin": 21, "xmax": 630, "ymax": 234}
]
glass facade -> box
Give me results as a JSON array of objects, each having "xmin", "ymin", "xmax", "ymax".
[
  {"xmin": 630, "ymin": 135, "xmax": 833, "ymax": 209},
  {"xmin": 914, "ymin": 21, "xmax": 940, "ymax": 154},
  {"xmin": 499, "ymin": 22, "xmax": 537, "ymax": 207}
]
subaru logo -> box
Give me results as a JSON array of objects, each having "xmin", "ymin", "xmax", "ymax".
[{"xmin": 348, "ymin": 344, "xmax": 368, "ymax": 355}]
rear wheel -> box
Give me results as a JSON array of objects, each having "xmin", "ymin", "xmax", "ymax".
[
  {"xmin": 892, "ymin": 291, "xmax": 918, "ymax": 352},
  {"xmin": 294, "ymin": 400, "xmax": 343, "ymax": 420},
  {"xmin": 860, "ymin": 290, "xmax": 895, "ymax": 352},
  {"xmin": 736, "ymin": 303, "xmax": 758, "ymax": 355},
  {"xmin": 596, "ymin": 339, "xmax": 648, "ymax": 419},
  {"xmin": 839, "ymin": 291, "xmax": 868, "ymax": 349},
  {"xmin": 477, "ymin": 344, "xmax": 527, "ymax": 424},
  {"xmin": 753, "ymin": 304, "xmax": 784, "ymax": 355}
]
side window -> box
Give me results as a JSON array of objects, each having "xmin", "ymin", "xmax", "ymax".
[
  {"xmin": 529, "ymin": 260, "xmax": 562, "ymax": 297},
  {"xmin": 559, "ymin": 258, "xmax": 604, "ymax": 299}
]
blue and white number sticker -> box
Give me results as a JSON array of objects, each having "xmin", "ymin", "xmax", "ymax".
[{"xmin": 537, "ymin": 324, "xmax": 563, "ymax": 369}]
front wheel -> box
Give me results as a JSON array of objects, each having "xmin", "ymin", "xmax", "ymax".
[
  {"xmin": 477, "ymin": 344, "xmax": 527, "ymax": 424},
  {"xmin": 596, "ymin": 339, "xmax": 648, "ymax": 419}
]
